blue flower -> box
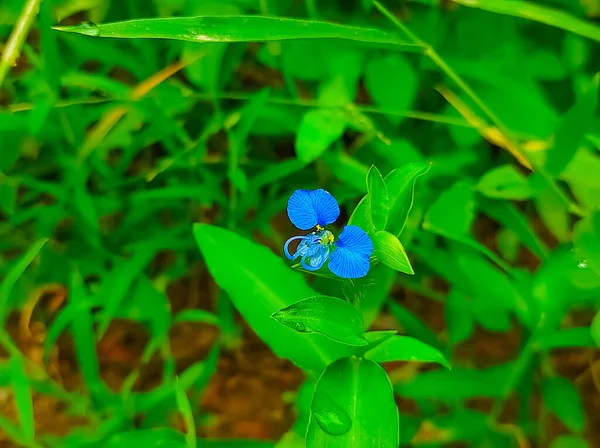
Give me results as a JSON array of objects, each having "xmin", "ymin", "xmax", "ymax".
[{"xmin": 284, "ymin": 189, "xmax": 374, "ymax": 279}]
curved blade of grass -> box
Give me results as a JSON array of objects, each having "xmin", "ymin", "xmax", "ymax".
[
  {"xmin": 10, "ymin": 356, "xmax": 34, "ymax": 442},
  {"xmin": 0, "ymin": 238, "xmax": 48, "ymax": 323},
  {"xmin": 53, "ymin": 16, "xmax": 425, "ymax": 51},
  {"xmin": 451, "ymin": 0, "xmax": 600, "ymax": 43}
]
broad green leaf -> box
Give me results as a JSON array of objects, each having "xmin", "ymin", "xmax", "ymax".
[
  {"xmin": 54, "ymin": 16, "xmax": 425, "ymax": 50},
  {"xmin": 445, "ymin": 288, "xmax": 474, "ymax": 345},
  {"xmin": 476, "ymin": 164, "xmax": 533, "ymax": 200},
  {"xmin": 193, "ymin": 224, "xmax": 353, "ymax": 371},
  {"xmin": 550, "ymin": 436, "xmax": 588, "ymax": 448},
  {"xmin": 395, "ymin": 362, "xmax": 514, "ymax": 400},
  {"xmin": 367, "ymin": 166, "xmax": 388, "ymax": 231},
  {"xmin": 306, "ymin": 357, "xmax": 398, "ymax": 447},
  {"xmin": 295, "ymin": 109, "xmax": 346, "ymax": 163},
  {"xmin": 536, "ymin": 327, "xmax": 595, "ymax": 350},
  {"xmin": 10, "ymin": 356, "xmax": 34, "ymax": 441},
  {"xmin": 0, "ymin": 181, "xmax": 17, "ymax": 215},
  {"xmin": 271, "ymin": 296, "xmax": 368, "ymax": 346},
  {"xmin": 347, "ymin": 196, "xmax": 371, "ymax": 233},
  {"xmin": 591, "ymin": 310, "xmax": 600, "ymax": 348},
  {"xmin": 541, "ymin": 375, "xmax": 584, "ymax": 432},
  {"xmin": 546, "ymin": 75, "xmax": 599, "ymax": 175},
  {"xmin": 0, "ymin": 238, "xmax": 48, "ymax": 323},
  {"xmin": 573, "ymin": 211, "xmax": 600, "ymax": 276},
  {"xmin": 479, "ymin": 198, "xmax": 549, "ymax": 259},
  {"xmin": 365, "ymin": 335, "xmax": 449, "ymax": 368},
  {"xmin": 450, "ymin": 0, "xmax": 600, "ymax": 43},
  {"xmin": 373, "ymin": 231, "xmax": 414, "ymax": 275},
  {"xmin": 424, "ymin": 181, "xmax": 475, "ymax": 237},
  {"xmin": 364, "ymin": 54, "xmax": 417, "ymax": 124},
  {"xmin": 532, "ymin": 174, "xmax": 570, "ymax": 243},
  {"xmin": 384, "ymin": 163, "xmax": 430, "ymax": 235}
]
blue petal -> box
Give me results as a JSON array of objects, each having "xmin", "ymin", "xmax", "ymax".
[
  {"xmin": 301, "ymin": 246, "xmax": 330, "ymax": 271},
  {"xmin": 287, "ymin": 189, "xmax": 340, "ymax": 230},
  {"xmin": 328, "ymin": 225, "xmax": 373, "ymax": 279}
]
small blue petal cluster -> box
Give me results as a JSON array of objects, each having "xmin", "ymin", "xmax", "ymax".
[{"xmin": 284, "ymin": 189, "xmax": 374, "ymax": 279}]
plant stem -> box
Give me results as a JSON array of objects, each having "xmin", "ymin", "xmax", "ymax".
[{"xmin": 0, "ymin": 0, "xmax": 42, "ymax": 87}]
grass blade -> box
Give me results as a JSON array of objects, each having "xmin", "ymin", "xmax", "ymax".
[
  {"xmin": 53, "ymin": 16, "xmax": 425, "ymax": 51},
  {"xmin": 0, "ymin": 238, "xmax": 48, "ymax": 323},
  {"xmin": 451, "ymin": 0, "xmax": 600, "ymax": 43},
  {"xmin": 10, "ymin": 356, "xmax": 35, "ymax": 441}
]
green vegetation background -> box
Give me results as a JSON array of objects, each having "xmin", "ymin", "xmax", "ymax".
[{"xmin": 1, "ymin": 0, "xmax": 600, "ymax": 447}]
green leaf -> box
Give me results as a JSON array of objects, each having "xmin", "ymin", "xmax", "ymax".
[
  {"xmin": 0, "ymin": 238, "xmax": 48, "ymax": 323},
  {"xmin": 541, "ymin": 375, "xmax": 584, "ymax": 432},
  {"xmin": 367, "ymin": 166, "xmax": 388, "ymax": 231},
  {"xmin": 445, "ymin": 288, "xmax": 474, "ymax": 345},
  {"xmin": 271, "ymin": 296, "xmax": 368, "ymax": 346},
  {"xmin": 69, "ymin": 270, "xmax": 106, "ymax": 400},
  {"xmin": 546, "ymin": 75, "xmax": 599, "ymax": 175},
  {"xmin": 306, "ymin": 357, "xmax": 398, "ymax": 447},
  {"xmin": 388, "ymin": 301, "xmax": 442, "ymax": 351},
  {"xmin": 479, "ymin": 199, "xmax": 549, "ymax": 259},
  {"xmin": 395, "ymin": 362, "xmax": 514, "ymax": 401},
  {"xmin": 537, "ymin": 327, "xmax": 595, "ymax": 350},
  {"xmin": 573, "ymin": 210, "xmax": 600, "ymax": 276},
  {"xmin": 174, "ymin": 377, "xmax": 196, "ymax": 448},
  {"xmin": 591, "ymin": 310, "xmax": 600, "ymax": 348},
  {"xmin": 450, "ymin": 0, "xmax": 600, "ymax": 43},
  {"xmin": 193, "ymin": 224, "xmax": 353, "ymax": 371},
  {"xmin": 476, "ymin": 164, "xmax": 533, "ymax": 200},
  {"xmin": 384, "ymin": 163, "xmax": 430, "ymax": 235},
  {"xmin": 550, "ymin": 435, "xmax": 588, "ymax": 448},
  {"xmin": 10, "ymin": 356, "xmax": 34, "ymax": 441},
  {"xmin": 172, "ymin": 310, "xmax": 221, "ymax": 327},
  {"xmin": 424, "ymin": 181, "xmax": 475, "ymax": 237},
  {"xmin": 364, "ymin": 54, "xmax": 418, "ymax": 124},
  {"xmin": 365, "ymin": 335, "xmax": 449, "ymax": 368},
  {"xmin": 295, "ymin": 109, "xmax": 346, "ymax": 163},
  {"xmin": 0, "ymin": 180, "xmax": 17, "ymax": 215},
  {"xmin": 97, "ymin": 248, "xmax": 156, "ymax": 336},
  {"xmin": 54, "ymin": 16, "xmax": 425, "ymax": 50},
  {"xmin": 373, "ymin": 231, "xmax": 414, "ymax": 275}
]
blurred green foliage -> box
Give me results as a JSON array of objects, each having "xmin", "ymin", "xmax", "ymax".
[{"xmin": 1, "ymin": 0, "xmax": 600, "ymax": 447}]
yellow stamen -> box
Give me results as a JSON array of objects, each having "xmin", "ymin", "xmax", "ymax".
[{"xmin": 316, "ymin": 224, "xmax": 324, "ymax": 231}]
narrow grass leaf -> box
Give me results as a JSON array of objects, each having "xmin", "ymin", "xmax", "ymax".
[
  {"xmin": 10, "ymin": 356, "xmax": 34, "ymax": 441},
  {"xmin": 271, "ymin": 296, "xmax": 368, "ymax": 347},
  {"xmin": 172, "ymin": 310, "xmax": 221, "ymax": 327},
  {"xmin": 451, "ymin": 0, "xmax": 600, "ymax": 43},
  {"xmin": 175, "ymin": 377, "xmax": 197, "ymax": 448},
  {"xmin": 54, "ymin": 16, "xmax": 425, "ymax": 50},
  {"xmin": 0, "ymin": 238, "xmax": 48, "ymax": 323}
]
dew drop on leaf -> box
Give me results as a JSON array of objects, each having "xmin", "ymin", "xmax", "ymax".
[
  {"xmin": 311, "ymin": 391, "xmax": 352, "ymax": 436},
  {"xmin": 295, "ymin": 322, "xmax": 306, "ymax": 332},
  {"xmin": 78, "ymin": 21, "xmax": 100, "ymax": 37},
  {"xmin": 578, "ymin": 258, "xmax": 588, "ymax": 269}
]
